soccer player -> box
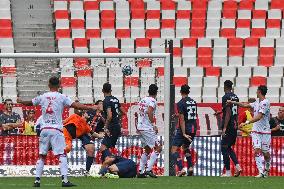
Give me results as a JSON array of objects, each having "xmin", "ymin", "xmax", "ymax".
[
  {"xmin": 171, "ymin": 84, "xmax": 197, "ymax": 177},
  {"xmin": 137, "ymin": 84, "xmax": 162, "ymax": 178},
  {"xmin": 220, "ymin": 80, "xmax": 242, "ymax": 177},
  {"xmin": 17, "ymin": 76, "xmax": 97, "ymax": 187},
  {"xmin": 98, "ymin": 155, "xmax": 137, "ymax": 178},
  {"xmin": 63, "ymin": 110, "xmax": 104, "ymax": 176},
  {"xmin": 100, "ymin": 83, "xmax": 126, "ymax": 162},
  {"xmin": 228, "ymin": 85, "xmax": 271, "ymax": 178}
]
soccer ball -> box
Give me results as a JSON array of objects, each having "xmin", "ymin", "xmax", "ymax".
[{"xmin": 122, "ymin": 65, "xmax": 133, "ymax": 76}]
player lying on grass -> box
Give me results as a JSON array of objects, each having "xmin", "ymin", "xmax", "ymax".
[
  {"xmin": 171, "ymin": 84, "xmax": 197, "ymax": 177},
  {"xmin": 98, "ymin": 155, "xmax": 137, "ymax": 178},
  {"xmin": 63, "ymin": 111, "xmax": 105, "ymax": 175}
]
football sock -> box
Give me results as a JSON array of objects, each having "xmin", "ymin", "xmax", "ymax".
[
  {"xmin": 86, "ymin": 156, "xmax": 94, "ymax": 172},
  {"xmin": 255, "ymin": 152, "xmax": 263, "ymax": 174},
  {"xmin": 101, "ymin": 149, "xmax": 111, "ymax": 162},
  {"xmin": 35, "ymin": 158, "xmax": 44, "ymax": 179},
  {"xmin": 172, "ymin": 152, "xmax": 183, "ymax": 171},
  {"xmin": 265, "ymin": 158, "xmax": 271, "ymax": 171},
  {"xmin": 146, "ymin": 151, "xmax": 158, "ymax": 172},
  {"xmin": 139, "ymin": 152, "xmax": 148, "ymax": 174},
  {"xmin": 59, "ymin": 155, "xmax": 68, "ymax": 183},
  {"xmin": 221, "ymin": 146, "xmax": 230, "ymax": 171},
  {"xmin": 184, "ymin": 149, "xmax": 193, "ymax": 168},
  {"xmin": 228, "ymin": 147, "xmax": 239, "ymax": 165}
]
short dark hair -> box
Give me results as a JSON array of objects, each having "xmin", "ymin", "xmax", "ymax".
[
  {"xmin": 102, "ymin": 83, "xmax": 112, "ymax": 93},
  {"xmin": 28, "ymin": 109, "xmax": 35, "ymax": 114},
  {"xmin": 49, "ymin": 76, "xmax": 60, "ymax": 88},
  {"xmin": 95, "ymin": 100, "xmax": 103, "ymax": 105},
  {"xmin": 148, "ymin": 84, "xmax": 158, "ymax": 96},
  {"xmin": 257, "ymin": 85, "xmax": 268, "ymax": 96},
  {"xmin": 180, "ymin": 84, "xmax": 190, "ymax": 95},
  {"xmin": 4, "ymin": 99, "xmax": 13, "ymax": 104},
  {"xmin": 224, "ymin": 80, "xmax": 233, "ymax": 89}
]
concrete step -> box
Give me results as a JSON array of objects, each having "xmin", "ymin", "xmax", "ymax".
[
  {"xmin": 18, "ymin": 85, "xmax": 48, "ymax": 91},
  {"xmin": 11, "ymin": 0, "xmax": 52, "ymax": 10},
  {"xmin": 13, "ymin": 24, "xmax": 54, "ymax": 29}
]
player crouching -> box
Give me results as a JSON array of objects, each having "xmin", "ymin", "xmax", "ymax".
[
  {"xmin": 137, "ymin": 84, "xmax": 162, "ymax": 178},
  {"xmin": 97, "ymin": 155, "xmax": 137, "ymax": 178},
  {"xmin": 171, "ymin": 85, "xmax": 197, "ymax": 177}
]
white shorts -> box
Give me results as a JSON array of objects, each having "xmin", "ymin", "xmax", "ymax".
[
  {"xmin": 139, "ymin": 130, "xmax": 159, "ymax": 148},
  {"xmin": 251, "ymin": 132, "xmax": 271, "ymax": 153},
  {"xmin": 39, "ymin": 129, "xmax": 66, "ymax": 155}
]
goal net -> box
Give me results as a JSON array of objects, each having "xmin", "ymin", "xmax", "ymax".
[{"xmin": 0, "ymin": 53, "xmax": 171, "ymax": 176}]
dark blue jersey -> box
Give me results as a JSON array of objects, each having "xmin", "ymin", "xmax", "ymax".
[
  {"xmin": 103, "ymin": 96, "xmax": 121, "ymax": 125},
  {"xmin": 177, "ymin": 97, "xmax": 197, "ymax": 133},
  {"xmin": 222, "ymin": 92, "xmax": 239, "ymax": 134}
]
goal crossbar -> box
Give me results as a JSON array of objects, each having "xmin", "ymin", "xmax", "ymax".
[{"xmin": 0, "ymin": 52, "xmax": 171, "ymax": 176}]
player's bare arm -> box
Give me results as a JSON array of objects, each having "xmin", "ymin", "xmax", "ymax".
[
  {"xmin": 147, "ymin": 106, "xmax": 157, "ymax": 133},
  {"xmin": 227, "ymin": 100, "xmax": 252, "ymax": 108},
  {"xmin": 71, "ymin": 102, "xmax": 97, "ymax": 111},
  {"xmin": 222, "ymin": 106, "xmax": 232, "ymax": 136},
  {"xmin": 240, "ymin": 112, "xmax": 264, "ymax": 128},
  {"xmin": 101, "ymin": 156, "xmax": 115, "ymax": 168},
  {"xmin": 90, "ymin": 131, "xmax": 105, "ymax": 139},
  {"xmin": 179, "ymin": 113, "xmax": 191, "ymax": 142},
  {"xmin": 119, "ymin": 106, "xmax": 127, "ymax": 115},
  {"xmin": 271, "ymin": 124, "xmax": 280, "ymax": 132}
]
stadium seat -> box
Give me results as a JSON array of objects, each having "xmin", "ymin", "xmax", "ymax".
[{"xmin": 250, "ymin": 76, "xmax": 267, "ymax": 86}]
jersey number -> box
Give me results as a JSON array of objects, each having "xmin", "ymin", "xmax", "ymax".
[
  {"xmin": 46, "ymin": 101, "xmax": 54, "ymax": 114},
  {"xmin": 187, "ymin": 106, "xmax": 197, "ymax": 120}
]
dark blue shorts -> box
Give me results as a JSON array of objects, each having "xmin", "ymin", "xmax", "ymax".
[
  {"xmin": 78, "ymin": 134, "xmax": 94, "ymax": 147},
  {"xmin": 221, "ymin": 134, "xmax": 237, "ymax": 147},
  {"xmin": 101, "ymin": 124, "xmax": 121, "ymax": 148},
  {"xmin": 172, "ymin": 128, "xmax": 195, "ymax": 147},
  {"xmin": 116, "ymin": 159, "xmax": 137, "ymax": 178}
]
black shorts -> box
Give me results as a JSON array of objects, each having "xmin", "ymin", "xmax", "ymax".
[
  {"xmin": 172, "ymin": 128, "xmax": 195, "ymax": 147},
  {"xmin": 101, "ymin": 124, "xmax": 121, "ymax": 148},
  {"xmin": 221, "ymin": 134, "xmax": 237, "ymax": 147},
  {"xmin": 78, "ymin": 134, "xmax": 94, "ymax": 147},
  {"xmin": 116, "ymin": 159, "xmax": 137, "ymax": 178}
]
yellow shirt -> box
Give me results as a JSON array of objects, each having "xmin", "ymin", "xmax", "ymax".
[
  {"xmin": 241, "ymin": 110, "xmax": 253, "ymax": 137},
  {"xmin": 23, "ymin": 121, "xmax": 37, "ymax": 135}
]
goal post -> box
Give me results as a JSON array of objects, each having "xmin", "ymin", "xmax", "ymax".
[{"xmin": 0, "ymin": 52, "xmax": 172, "ymax": 176}]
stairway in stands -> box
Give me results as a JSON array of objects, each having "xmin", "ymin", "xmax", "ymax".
[{"xmin": 11, "ymin": 0, "xmax": 58, "ymax": 100}]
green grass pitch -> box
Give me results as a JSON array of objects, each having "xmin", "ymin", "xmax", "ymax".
[{"xmin": 0, "ymin": 177, "xmax": 283, "ymax": 189}]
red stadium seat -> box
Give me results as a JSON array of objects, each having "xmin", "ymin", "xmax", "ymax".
[
  {"xmin": 260, "ymin": 47, "xmax": 274, "ymax": 57},
  {"xmin": 183, "ymin": 38, "xmax": 197, "ymax": 47},
  {"xmin": 221, "ymin": 29, "xmax": 236, "ymax": 38},
  {"xmin": 137, "ymin": 59, "xmax": 151, "ymax": 68},
  {"xmin": 192, "ymin": 10, "xmax": 206, "ymax": 19},
  {"xmin": 259, "ymin": 57, "xmax": 274, "ymax": 67},
  {"xmin": 245, "ymin": 38, "xmax": 259, "ymax": 47},
  {"xmin": 173, "ymin": 77, "xmax": 188, "ymax": 87},
  {"xmin": 197, "ymin": 57, "xmax": 212, "ymax": 67},
  {"xmin": 61, "ymin": 77, "xmax": 76, "ymax": 87},
  {"xmin": 271, "ymin": 0, "xmax": 284, "ymax": 10},
  {"xmin": 0, "ymin": 29, "xmax": 12, "ymax": 38},
  {"xmin": 0, "ymin": 19, "xmax": 12, "ymax": 29},
  {"xmin": 74, "ymin": 58, "xmax": 89, "ymax": 68},
  {"xmin": 54, "ymin": 10, "xmax": 69, "ymax": 19},
  {"xmin": 253, "ymin": 10, "xmax": 267, "ymax": 19},
  {"xmin": 229, "ymin": 47, "xmax": 243, "ymax": 57},
  {"xmin": 161, "ymin": 19, "xmax": 175, "ymax": 28},
  {"xmin": 101, "ymin": 20, "xmax": 115, "ymax": 29},
  {"xmin": 136, "ymin": 38, "xmax": 150, "ymax": 47},
  {"xmin": 223, "ymin": 0, "xmax": 238, "ymax": 10},
  {"xmin": 130, "ymin": 0, "xmax": 144, "ymax": 11},
  {"xmin": 161, "ymin": 0, "xmax": 176, "ymax": 10},
  {"xmin": 251, "ymin": 28, "xmax": 265, "ymax": 38},
  {"xmin": 56, "ymin": 29, "xmax": 70, "ymax": 39},
  {"xmin": 84, "ymin": 1, "xmax": 99, "ymax": 10},
  {"xmin": 71, "ymin": 19, "xmax": 84, "ymax": 29},
  {"xmin": 156, "ymin": 67, "xmax": 164, "ymax": 76},
  {"xmin": 229, "ymin": 38, "xmax": 243, "ymax": 47},
  {"xmin": 176, "ymin": 10, "xmax": 190, "ymax": 19},
  {"xmin": 259, "ymin": 47, "xmax": 274, "ymax": 67},
  {"xmin": 191, "ymin": 28, "xmax": 205, "ymax": 38},
  {"xmin": 116, "ymin": 29, "xmax": 131, "ymax": 39},
  {"xmin": 132, "ymin": 10, "xmax": 145, "ymax": 19},
  {"xmin": 239, "ymin": 0, "xmax": 254, "ymax": 10},
  {"xmin": 74, "ymin": 38, "xmax": 87, "ymax": 47},
  {"xmin": 1, "ymin": 67, "xmax": 16, "ymax": 75},
  {"xmin": 198, "ymin": 47, "xmax": 212, "ymax": 57},
  {"xmin": 146, "ymin": 29, "xmax": 160, "ymax": 39},
  {"xmin": 124, "ymin": 77, "xmax": 139, "ymax": 86},
  {"xmin": 267, "ymin": 19, "xmax": 281, "ymax": 28},
  {"xmin": 222, "ymin": 10, "xmax": 237, "ymax": 19},
  {"xmin": 237, "ymin": 19, "xmax": 251, "ymax": 28},
  {"xmin": 146, "ymin": 10, "xmax": 160, "ymax": 19},
  {"xmin": 173, "ymin": 47, "xmax": 182, "ymax": 57},
  {"xmin": 104, "ymin": 47, "xmax": 120, "ymax": 53},
  {"xmin": 101, "ymin": 10, "xmax": 115, "ymax": 20},
  {"xmin": 77, "ymin": 69, "xmax": 93, "ymax": 77},
  {"xmin": 191, "ymin": 19, "xmax": 206, "ymax": 29},
  {"xmin": 250, "ymin": 77, "xmax": 267, "ymax": 86},
  {"xmin": 192, "ymin": 0, "xmax": 207, "ymax": 10},
  {"xmin": 205, "ymin": 67, "xmax": 220, "ymax": 77},
  {"xmin": 86, "ymin": 29, "xmax": 100, "ymax": 39}
]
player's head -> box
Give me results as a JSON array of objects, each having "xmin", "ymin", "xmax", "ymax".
[
  {"xmin": 27, "ymin": 109, "xmax": 35, "ymax": 120},
  {"xmin": 148, "ymin": 84, "xmax": 158, "ymax": 98},
  {"xmin": 95, "ymin": 100, "xmax": 103, "ymax": 111},
  {"xmin": 4, "ymin": 99, "xmax": 13, "ymax": 112},
  {"xmin": 180, "ymin": 84, "xmax": 190, "ymax": 96},
  {"xmin": 48, "ymin": 76, "xmax": 60, "ymax": 90},
  {"xmin": 256, "ymin": 85, "xmax": 267, "ymax": 98},
  {"xmin": 278, "ymin": 106, "xmax": 284, "ymax": 119},
  {"xmin": 102, "ymin": 83, "xmax": 112, "ymax": 95},
  {"xmin": 224, "ymin": 80, "xmax": 233, "ymax": 92}
]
